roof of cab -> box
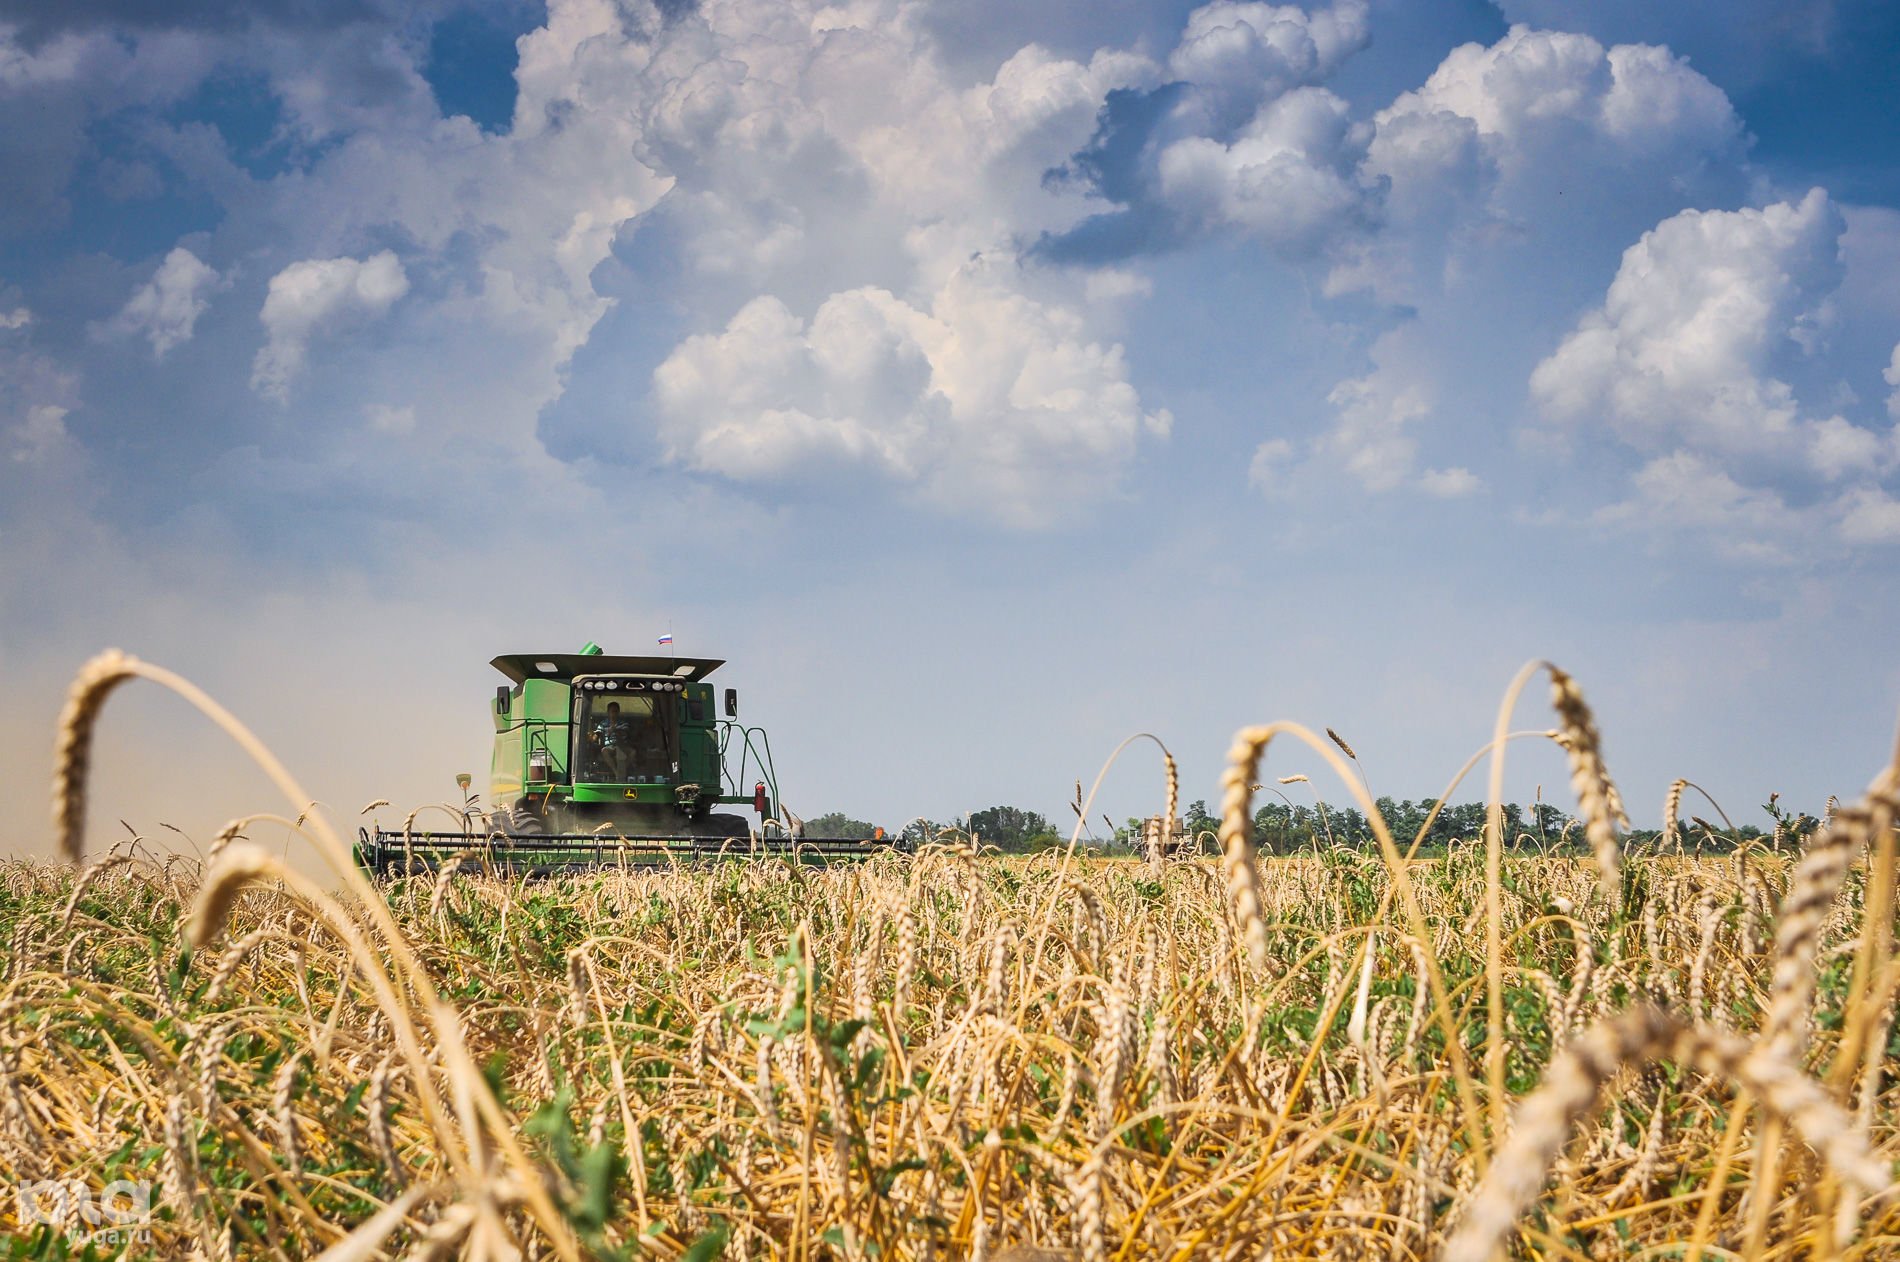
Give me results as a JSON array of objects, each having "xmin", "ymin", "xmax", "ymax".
[{"xmin": 490, "ymin": 653, "xmax": 726, "ymax": 685}]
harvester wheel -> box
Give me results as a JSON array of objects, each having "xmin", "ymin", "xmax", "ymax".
[{"xmin": 507, "ymin": 803, "xmax": 548, "ymax": 837}]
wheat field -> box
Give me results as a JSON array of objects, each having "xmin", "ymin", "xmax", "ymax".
[{"xmin": 2, "ymin": 650, "xmax": 1897, "ymax": 1260}]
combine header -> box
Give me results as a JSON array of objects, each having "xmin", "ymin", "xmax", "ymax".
[{"xmin": 357, "ymin": 642, "xmax": 891, "ymax": 874}]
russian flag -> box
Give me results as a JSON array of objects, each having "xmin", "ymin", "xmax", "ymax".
[{"xmin": 657, "ymin": 631, "xmax": 674, "ymax": 645}]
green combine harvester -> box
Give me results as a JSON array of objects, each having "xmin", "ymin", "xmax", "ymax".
[{"xmin": 356, "ymin": 642, "xmax": 891, "ymax": 874}]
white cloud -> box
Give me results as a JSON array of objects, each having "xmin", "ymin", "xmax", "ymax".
[
  {"xmin": 365, "ymin": 403, "xmax": 415, "ymax": 435},
  {"xmin": 1321, "ymin": 363, "xmax": 1430, "ymax": 492},
  {"xmin": 1886, "ymin": 343, "xmax": 1900, "ymax": 422},
  {"xmin": 0, "ymin": 321, "xmax": 84, "ymax": 494},
  {"xmin": 1529, "ymin": 190, "xmax": 1900, "ymax": 551},
  {"xmin": 1597, "ymin": 43, "xmax": 1740, "ymax": 153},
  {"xmin": 1251, "ymin": 324, "xmax": 1448, "ymax": 498},
  {"xmin": 1492, "ymin": 1, "xmax": 1840, "ymax": 90},
  {"xmin": 1246, "ymin": 436, "xmax": 1296, "ymax": 494},
  {"xmin": 654, "ymin": 264, "xmax": 1167, "ymax": 524},
  {"xmin": 1531, "ymin": 191, "xmax": 1855, "ymax": 463},
  {"xmin": 0, "ymin": 307, "xmax": 28, "ymax": 330},
  {"xmin": 14, "ymin": 0, "xmax": 1886, "ymax": 561},
  {"xmin": 1336, "ymin": 25, "xmax": 1744, "ymax": 303},
  {"xmin": 1418, "ymin": 466, "xmax": 1480, "ymax": 497},
  {"xmin": 1381, "ymin": 26, "xmax": 1738, "ymax": 159},
  {"xmin": 1083, "ymin": 269, "xmax": 1153, "ymax": 302},
  {"xmin": 1246, "ymin": 325, "xmax": 1489, "ymax": 501},
  {"xmin": 7, "ymin": 404, "xmax": 74, "ymax": 465},
  {"xmin": 1839, "ymin": 485, "xmax": 1900, "ymax": 545},
  {"xmin": 1594, "ymin": 450, "xmax": 1798, "ymax": 563},
  {"xmin": 1806, "ymin": 415, "xmax": 1892, "ymax": 481},
  {"xmin": 110, "ymin": 246, "xmax": 220, "ymax": 359},
  {"xmin": 567, "ymin": 0, "xmax": 1177, "ymax": 521},
  {"xmin": 1260, "ymin": 22, "xmax": 1758, "ymax": 514},
  {"xmin": 1155, "ymin": 86, "xmax": 1366, "ymax": 254},
  {"xmin": 251, "ymin": 251, "xmax": 408, "ymax": 400},
  {"xmin": 1167, "ymin": 0, "xmax": 1370, "ymax": 129},
  {"xmin": 1062, "ymin": 1, "xmax": 1378, "ymax": 254}
]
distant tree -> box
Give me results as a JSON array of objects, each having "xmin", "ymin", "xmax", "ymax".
[
  {"xmin": 899, "ymin": 818, "xmax": 943, "ymax": 847},
  {"xmin": 1184, "ymin": 799, "xmax": 1219, "ymax": 852},
  {"xmin": 968, "ymin": 805, "xmax": 1055, "ymax": 852},
  {"xmin": 806, "ymin": 812, "xmax": 882, "ymax": 840},
  {"xmin": 1530, "ymin": 802, "xmax": 1566, "ymax": 844}
]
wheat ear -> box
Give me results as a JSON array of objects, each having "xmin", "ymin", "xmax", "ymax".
[
  {"xmin": 1764, "ymin": 782, "xmax": 1894, "ymax": 1057},
  {"xmin": 186, "ymin": 844, "xmax": 282, "ymax": 948},
  {"xmin": 1445, "ymin": 1005, "xmax": 1894, "ymax": 1262},
  {"xmin": 1547, "ymin": 666, "xmax": 1627, "ymax": 901},
  {"xmin": 51, "ymin": 649, "xmax": 138, "ymax": 862},
  {"xmin": 1218, "ymin": 726, "xmax": 1274, "ymax": 970}
]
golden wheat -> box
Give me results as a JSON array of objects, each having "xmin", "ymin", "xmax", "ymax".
[{"xmin": 5, "ymin": 654, "xmax": 1899, "ymax": 1259}]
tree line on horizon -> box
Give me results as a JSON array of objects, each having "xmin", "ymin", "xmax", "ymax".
[{"xmin": 807, "ymin": 794, "xmax": 1817, "ymax": 855}]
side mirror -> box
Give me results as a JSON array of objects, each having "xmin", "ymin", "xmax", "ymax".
[
  {"xmin": 724, "ymin": 688, "xmax": 738, "ymax": 718},
  {"xmin": 495, "ymin": 686, "xmax": 510, "ymax": 715}
]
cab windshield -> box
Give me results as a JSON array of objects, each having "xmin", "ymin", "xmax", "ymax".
[{"xmin": 576, "ymin": 690, "xmax": 675, "ymax": 783}]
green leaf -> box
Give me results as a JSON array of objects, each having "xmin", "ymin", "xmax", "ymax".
[
  {"xmin": 576, "ymin": 1139, "xmax": 623, "ymax": 1231},
  {"xmin": 682, "ymin": 1220, "xmax": 731, "ymax": 1262}
]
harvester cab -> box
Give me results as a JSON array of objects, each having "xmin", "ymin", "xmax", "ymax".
[
  {"xmin": 487, "ymin": 646, "xmax": 766, "ymax": 839},
  {"xmin": 355, "ymin": 642, "xmax": 889, "ymax": 874}
]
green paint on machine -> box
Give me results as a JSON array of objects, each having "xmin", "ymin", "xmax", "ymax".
[{"xmin": 355, "ymin": 642, "xmax": 896, "ymax": 874}]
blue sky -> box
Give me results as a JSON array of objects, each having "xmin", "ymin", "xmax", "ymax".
[{"xmin": 4, "ymin": 0, "xmax": 1900, "ymax": 853}]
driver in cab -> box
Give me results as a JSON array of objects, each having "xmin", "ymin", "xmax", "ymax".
[{"xmin": 591, "ymin": 701, "xmax": 634, "ymax": 780}]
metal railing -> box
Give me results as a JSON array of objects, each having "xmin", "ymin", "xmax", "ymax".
[{"xmin": 717, "ymin": 722, "xmax": 781, "ymax": 806}]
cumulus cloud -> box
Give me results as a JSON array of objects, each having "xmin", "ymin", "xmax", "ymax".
[
  {"xmin": 654, "ymin": 265, "xmax": 1168, "ymax": 524},
  {"xmin": 1153, "ymin": 87, "xmax": 1367, "ymax": 255},
  {"xmin": 109, "ymin": 246, "xmax": 221, "ymax": 359},
  {"xmin": 1840, "ymin": 485, "xmax": 1900, "ymax": 545},
  {"xmin": 1039, "ymin": 0, "xmax": 1372, "ymax": 261},
  {"xmin": 1594, "ymin": 449, "xmax": 1799, "ymax": 564},
  {"xmin": 1321, "ymin": 363, "xmax": 1430, "ymax": 492},
  {"xmin": 1491, "ymin": 0, "xmax": 1840, "ymax": 90},
  {"xmin": 1535, "ymin": 190, "xmax": 1900, "ymax": 551},
  {"xmin": 1166, "ymin": 0, "xmax": 1370, "ymax": 132},
  {"xmin": 1040, "ymin": 17, "xmax": 1752, "ymax": 506},
  {"xmin": 1247, "ymin": 324, "xmax": 1488, "ymax": 500},
  {"xmin": 1380, "ymin": 27, "xmax": 1737, "ymax": 156},
  {"xmin": 251, "ymin": 251, "xmax": 408, "ymax": 400},
  {"xmin": 1337, "ymin": 25, "xmax": 1745, "ymax": 303},
  {"xmin": 17, "ymin": 0, "xmax": 1175, "ymax": 523},
  {"xmin": 1530, "ymin": 191, "xmax": 1864, "ymax": 468},
  {"xmin": 1806, "ymin": 415, "xmax": 1892, "ymax": 481},
  {"xmin": 521, "ymin": 0, "xmax": 1174, "ymax": 521},
  {"xmin": 6, "ymin": 0, "xmax": 1891, "ymax": 558}
]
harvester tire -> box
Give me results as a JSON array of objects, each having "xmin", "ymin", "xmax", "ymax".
[{"xmin": 507, "ymin": 803, "xmax": 548, "ymax": 837}]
